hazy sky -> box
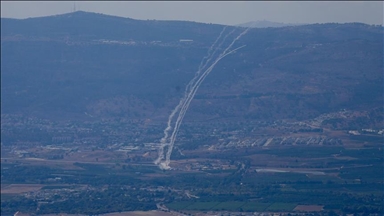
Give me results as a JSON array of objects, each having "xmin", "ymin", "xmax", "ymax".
[{"xmin": 1, "ymin": 1, "xmax": 383, "ymax": 25}]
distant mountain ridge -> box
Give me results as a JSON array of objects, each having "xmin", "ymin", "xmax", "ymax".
[
  {"xmin": 1, "ymin": 11, "xmax": 224, "ymax": 42},
  {"xmin": 1, "ymin": 11, "xmax": 383, "ymax": 127}
]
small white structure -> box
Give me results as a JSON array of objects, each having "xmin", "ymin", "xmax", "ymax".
[
  {"xmin": 179, "ymin": 39, "xmax": 193, "ymax": 42},
  {"xmin": 348, "ymin": 130, "xmax": 360, "ymax": 135}
]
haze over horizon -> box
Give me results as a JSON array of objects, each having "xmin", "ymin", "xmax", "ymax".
[{"xmin": 1, "ymin": 1, "xmax": 383, "ymax": 26}]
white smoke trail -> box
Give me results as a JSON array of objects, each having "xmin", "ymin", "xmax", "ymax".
[
  {"xmin": 157, "ymin": 27, "xmax": 250, "ymax": 169},
  {"xmin": 161, "ymin": 34, "xmax": 248, "ymax": 169},
  {"xmin": 154, "ymin": 94, "xmax": 189, "ymax": 165},
  {"xmin": 164, "ymin": 28, "xmax": 250, "ymax": 159},
  {"xmin": 156, "ymin": 30, "xmax": 231, "ymax": 167},
  {"xmin": 162, "ymin": 45, "xmax": 247, "ymax": 169},
  {"xmin": 162, "ymin": 29, "xmax": 250, "ymax": 167},
  {"xmin": 197, "ymin": 26, "xmax": 228, "ymax": 72},
  {"xmin": 198, "ymin": 28, "xmax": 237, "ymax": 76},
  {"xmin": 187, "ymin": 26, "xmax": 229, "ymax": 95},
  {"xmin": 222, "ymin": 28, "xmax": 249, "ymax": 56},
  {"xmin": 155, "ymin": 26, "xmax": 228, "ymax": 165}
]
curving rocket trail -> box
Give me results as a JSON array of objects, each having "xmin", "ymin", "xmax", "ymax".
[
  {"xmin": 156, "ymin": 27, "xmax": 250, "ymax": 169},
  {"xmin": 198, "ymin": 28, "xmax": 237, "ymax": 74},
  {"xmin": 197, "ymin": 26, "xmax": 228, "ymax": 72},
  {"xmin": 154, "ymin": 26, "xmax": 229, "ymax": 165},
  {"xmin": 161, "ymin": 45, "xmax": 247, "ymax": 169},
  {"xmin": 162, "ymin": 28, "xmax": 250, "ymax": 168},
  {"xmin": 158, "ymin": 28, "xmax": 249, "ymax": 169}
]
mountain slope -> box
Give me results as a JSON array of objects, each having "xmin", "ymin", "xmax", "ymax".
[{"xmin": 1, "ymin": 12, "xmax": 383, "ymax": 126}]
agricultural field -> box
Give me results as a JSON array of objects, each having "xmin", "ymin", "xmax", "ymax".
[{"xmin": 2, "ymin": 143, "xmax": 383, "ymax": 215}]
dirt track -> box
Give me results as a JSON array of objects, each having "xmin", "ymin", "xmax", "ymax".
[{"xmin": 1, "ymin": 184, "xmax": 43, "ymax": 194}]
